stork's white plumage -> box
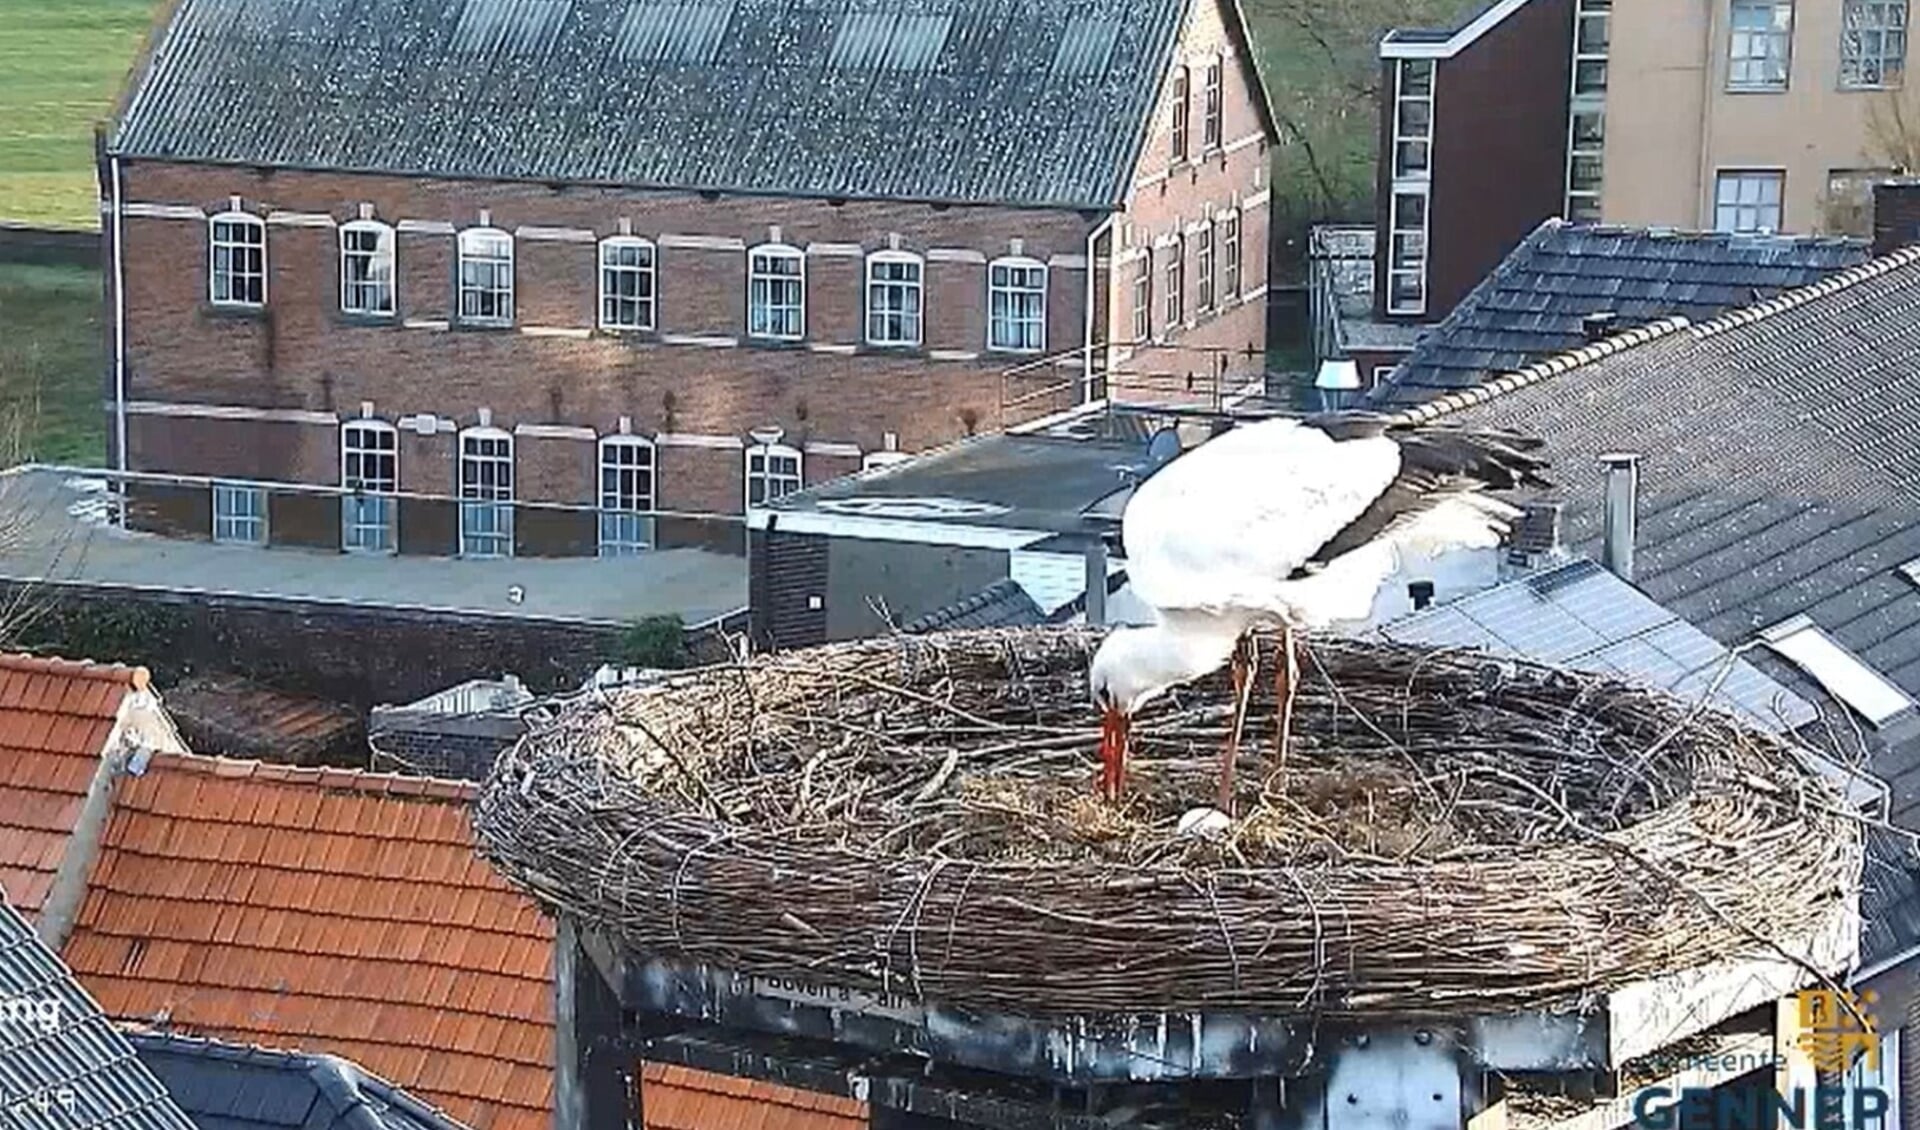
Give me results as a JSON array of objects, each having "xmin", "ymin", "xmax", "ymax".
[{"xmin": 1088, "ymin": 412, "xmax": 1549, "ymax": 812}]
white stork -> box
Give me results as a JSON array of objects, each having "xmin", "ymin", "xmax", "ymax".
[{"xmin": 1088, "ymin": 412, "xmax": 1549, "ymax": 815}]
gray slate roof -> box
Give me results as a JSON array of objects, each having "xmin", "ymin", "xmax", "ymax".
[
  {"xmin": 1861, "ymin": 828, "xmax": 1920, "ymax": 972},
  {"xmin": 0, "ymin": 892, "xmax": 197, "ymax": 1130},
  {"xmin": 1370, "ymin": 221, "xmax": 1869, "ymax": 407},
  {"xmin": 112, "ymin": 0, "xmax": 1199, "ymax": 209},
  {"xmin": 903, "ymin": 578, "xmax": 1045, "ymax": 633},
  {"xmin": 1404, "ymin": 248, "xmax": 1920, "ymax": 821},
  {"xmin": 128, "ymin": 1032, "xmax": 466, "ymax": 1130}
]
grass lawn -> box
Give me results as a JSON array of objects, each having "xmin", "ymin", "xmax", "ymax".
[
  {"xmin": 0, "ymin": 1, "xmax": 155, "ymax": 229},
  {"xmin": 0, "ymin": 264, "xmax": 105, "ymax": 465}
]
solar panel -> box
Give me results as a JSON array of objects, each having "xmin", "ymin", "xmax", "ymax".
[
  {"xmin": 1380, "ymin": 607, "xmax": 1515, "ymax": 654},
  {"xmin": 1455, "ymin": 585, "xmax": 1609, "ymax": 664}
]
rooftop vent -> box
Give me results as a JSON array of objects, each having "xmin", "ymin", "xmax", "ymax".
[
  {"xmin": 1505, "ymin": 501, "xmax": 1564, "ymax": 567},
  {"xmin": 1581, "ymin": 311, "xmax": 1619, "ymax": 342}
]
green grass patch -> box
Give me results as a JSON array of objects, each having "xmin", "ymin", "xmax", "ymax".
[
  {"xmin": 0, "ymin": 1, "xmax": 155, "ymax": 229},
  {"xmin": 0, "ymin": 264, "xmax": 105, "ymax": 465}
]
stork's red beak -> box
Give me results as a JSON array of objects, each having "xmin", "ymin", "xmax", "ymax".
[{"xmin": 1098, "ymin": 707, "xmax": 1131, "ymax": 800}]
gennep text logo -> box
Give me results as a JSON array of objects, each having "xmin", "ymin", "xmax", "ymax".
[
  {"xmin": 1630, "ymin": 990, "xmax": 1889, "ymax": 1130},
  {"xmin": 0, "ymin": 994, "xmax": 59, "ymax": 1035}
]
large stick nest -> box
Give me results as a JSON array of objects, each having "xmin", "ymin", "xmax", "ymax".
[{"xmin": 474, "ymin": 626, "xmax": 1860, "ymax": 1018}]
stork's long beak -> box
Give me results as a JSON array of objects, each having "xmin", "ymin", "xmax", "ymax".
[{"xmin": 1099, "ymin": 707, "xmax": 1131, "ymax": 800}]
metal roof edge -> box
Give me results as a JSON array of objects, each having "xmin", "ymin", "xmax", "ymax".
[
  {"xmin": 1378, "ymin": 0, "xmax": 1533, "ymax": 59},
  {"xmin": 1220, "ymin": 0, "xmax": 1285, "ymax": 147},
  {"xmin": 1386, "ymin": 314, "xmax": 1694, "ymax": 425},
  {"xmin": 105, "ymin": 0, "xmax": 191, "ymax": 149},
  {"xmin": 1113, "ymin": 0, "xmax": 1201, "ymax": 207},
  {"xmin": 1687, "ymin": 243, "xmax": 1920, "ymax": 341}
]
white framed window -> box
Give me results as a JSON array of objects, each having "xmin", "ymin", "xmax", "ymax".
[
  {"xmin": 1163, "ymin": 238, "xmax": 1184, "ymax": 328},
  {"xmin": 1565, "ymin": 0, "xmax": 1610, "ymax": 221},
  {"xmin": 1730, "ymin": 0, "xmax": 1794, "ymax": 89},
  {"xmin": 212, "ymin": 483, "xmax": 267, "ymax": 546},
  {"xmin": 1841, "ymin": 0, "xmax": 1908, "ymax": 88},
  {"xmin": 748, "ymin": 243, "xmax": 805, "ymax": 341},
  {"xmin": 1170, "ymin": 66, "xmax": 1190, "ymax": 163},
  {"xmin": 598, "ymin": 435, "xmax": 656, "ymax": 556},
  {"xmin": 1387, "ymin": 190, "xmax": 1429, "ymax": 315},
  {"xmin": 341, "ymin": 420, "xmax": 398, "ymax": 553},
  {"xmin": 1715, "ymin": 169, "xmax": 1785, "ymax": 232},
  {"xmin": 988, "ymin": 256, "xmax": 1046, "ymax": 353},
  {"xmin": 459, "ymin": 428, "xmax": 514, "ymax": 558},
  {"xmin": 865, "ymin": 251, "xmax": 923, "ymax": 346},
  {"xmin": 746, "ymin": 443, "xmax": 803, "ymax": 507},
  {"xmin": 1221, "ymin": 215, "xmax": 1241, "ymax": 299},
  {"xmin": 1202, "ymin": 56, "xmax": 1224, "ymax": 151},
  {"xmin": 458, "ymin": 227, "xmax": 514, "ymax": 326},
  {"xmin": 1372, "ymin": 365, "xmax": 1396, "ymax": 388},
  {"xmin": 599, "ymin": 236, "xmax": 656, "ymax": 331},
  {"xmin": 1392, "ymin": 59, "xmax": 1434, "ymax": 180},
  {"xmin": 208, "ymin": 211, "xmax": 266, "ymax": 307},
  {"xmin": 1131, "ymin": 255, "xmax": 1152, "ymax": 341},
  {"xmin": 1196, "ymin": 227, "xmax": 1216, "ymax": 313},
  {"xmin": 339, "ymin": 220, "xmax": 395, "ymax": 316}
]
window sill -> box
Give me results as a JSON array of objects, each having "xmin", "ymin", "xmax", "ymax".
[
  {"xmin": 1725, "ymin": 83, "xmax": 1789, "ymax": 94},
  {"xmin": 985, "ymin": 347, "xmax": 1048, "ymax": 361},
  {"xmin": 597, "ymin": 326, "xmax": 659, "ymax": 342},
  {"xmin": 858, "ymin": 341, "xmax": 927, "ymax": 358},
  {"xmin": 201, "ymin": 303, "xmax": 267, "ymax": 322},
  {"xmin": 454, "ymin": 320, "xmax": 517, "ymax": 333},
  {"xmin": 1838, "ymin": 82, "xmax": 1904, "ymax": 93},
  {"xmin": 744, "ymin": 335, "xmax": 809, "ymax": 351},
  {"xmin": 334, "ymin": 311, "xmax": 398, "ymax": 329}
]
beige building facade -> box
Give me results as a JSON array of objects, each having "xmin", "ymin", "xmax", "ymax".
[{"xmin": 1604, "ymin": 0, "xmax": 1910, "ymax": 234}]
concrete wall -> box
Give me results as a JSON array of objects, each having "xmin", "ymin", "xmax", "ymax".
[{"xmin": 1606, "ymin": 0, "xmax": 1899, "ymax": 233}]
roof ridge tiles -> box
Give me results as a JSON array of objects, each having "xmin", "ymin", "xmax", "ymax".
[
  {"xmin": 1391, "ymin": 315, "xmax": 1695, "ymax": 425},
  {"xmin": 150, "ymin": 750, "xmax": 480, "ymax": 801},
  {"xmin": 0, "ymin": 652, "xmax": 150, "ymax": 690},
  {"xmin": 1688, "ymin": 243, "xmax": 1920, "ymax": 339}
]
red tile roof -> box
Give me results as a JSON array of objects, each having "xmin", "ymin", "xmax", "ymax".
[
  {"xmin": 60, "ymin": 754, "xmax": 554, "ymax": 1130},
  {"xmin": 0, "ymin": 654, "xmax": 148, "ymax": 917},
  {"xmin": 642, "ymin": 1063, "xmax": 866, "ymax": 1130}
]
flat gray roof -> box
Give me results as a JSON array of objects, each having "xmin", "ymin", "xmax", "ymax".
[{"xmin": 0, "ymin": 469, "xmax": 746, "ymax": 626}]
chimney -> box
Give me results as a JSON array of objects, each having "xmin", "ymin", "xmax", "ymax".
[
  {"xmin": 1581, "ymin": 312, "xmax": 1619, "ymax": 342},
  {"xmin": 1084, "ymin": 537, "xmax": 1109, "ymax": 626},
  {"xmin": 1600, "ymin": 453, "xmax": 1639, "ymax": 582},
  {"xmin": 1407, "ymin": 580, "xmax": 1436, "ymax": 611},
  {"xmin": 1314, "ymin": 358, "xmax": 1361, "ymax": 411},
  {"xmin": 1873, "ymin": 178, "xmax": 1920, "ymax": 257},
  {"xmin": 1506, "ymin": 501, "xmax": 1565, "ymax": 568}
]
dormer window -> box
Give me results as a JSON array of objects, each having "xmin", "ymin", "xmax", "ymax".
[{"xmin": 209, "ymin": 211, "xmax": 266, "ymax": 307}]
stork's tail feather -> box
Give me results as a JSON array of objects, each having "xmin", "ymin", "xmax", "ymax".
[{"xmin": 1392, "ymin": 426, "xmax": 1554, "ymax": 491}]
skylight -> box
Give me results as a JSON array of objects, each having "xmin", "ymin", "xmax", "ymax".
[
  {"xmin": 617, "ymin": 1, "xmax": 734, "ymax": 64},
  {"xmin": 452, "ymin": 0, "xmax": 572, "ymax": 54},
  {"xmin": 1901, "ymin": 558, "xmax": 1920, "ymax": 587},
  {"xmin": 1052, "ymin": 18, "xmax": 1121, "ymax": 76},
  {"xmin": 1759, "ymin": 615, "xmax": 1916, "ymax": 726},
  {"xmin": 830, "ymin": 12, "xmax": 953, "ymax": 71}
]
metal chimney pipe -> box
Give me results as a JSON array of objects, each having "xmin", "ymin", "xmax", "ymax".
[
  {"xmin": 1084, "ymin": 537, "xmax": 1109, "ymax": 626},
  {"xmin": 1600, "ymin": 453, "xmax": 1640, "ymax": 582}
]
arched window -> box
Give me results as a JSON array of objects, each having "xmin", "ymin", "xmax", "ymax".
[
  {"xmin": 987, "ymin": 256, "xmax": 1047, "ymax": 353},
  {"xmin": 598, "ymin": 236, "xmax": 656, "ymax": 331},
  {"xmin": 1202, "ymin": 55, "xmax": 1224, "ymax": 151},
  {"xmin": 339, "ymin": 220, "xmax": 396, "ymax": 316},
  {"xmin": 747, "ymin": 243, "xmax": 805, "ymax": 341},
  {"xmin": 458, "ymin": 427, "xmax": 514, "ymax": 558},
  {"xmin": 598, "ymin": 435, "xmax": 656, "ymax": 556},
  {"xmin": 865, "ymin": 250, "xmax": 923, "ymax": 347},
  {"xmin": 457, "ymin": 227, "xmax": 514, "ymax": 326},
  {"xmin": 1170, "ymin": 65, "xmax": 1191, "ymax": 163},
  {"xmin": 745, "ymin": 443, "xmax": 803, "ymax": 506},
  {"xmin": 208, "ymin": 211, "xmax": 266, "ymax": 307},
  {"xmin": 341, "ymin": 420, "xmax": 399, "ymax": 553}
]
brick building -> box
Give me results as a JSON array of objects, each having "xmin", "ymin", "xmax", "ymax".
[{"xmin": 102, "ymin": 0, "xmax": 1275, "ymax": 559}]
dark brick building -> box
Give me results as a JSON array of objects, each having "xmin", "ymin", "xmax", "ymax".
[{"xmin": 102, "ymin": 0, "xmax": 1276, "ymax": 559}]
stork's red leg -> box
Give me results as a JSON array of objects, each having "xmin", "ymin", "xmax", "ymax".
[
  {"xmin": 1274, "ymin": 627, "xmax": 1299, "ymax": 783},
  {"xmin": 1222, "ymin": 635, "xmax": 1254, "ymax": 816},
  {"xmin": 1098, "ymin": 710, "xmax": 1130, "ymax": 801}
]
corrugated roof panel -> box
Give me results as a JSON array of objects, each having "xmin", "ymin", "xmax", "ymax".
[{"xmin": 113, "ymin": 0, "xmax": 1186, "ymax": 207}]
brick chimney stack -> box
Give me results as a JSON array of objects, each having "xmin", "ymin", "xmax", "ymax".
[{"xmin": 1872, "ymin": 178, "xmax": 1920, "ymax": 257}]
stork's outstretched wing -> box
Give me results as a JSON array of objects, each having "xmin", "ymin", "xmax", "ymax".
[
  {"xmin": 1121, "ymin": 415, "xmax": 1551, "ymax": 615},
  {"xmin": 1121, "ymin": 419, "xmax": 1400, "ymax": 613}
]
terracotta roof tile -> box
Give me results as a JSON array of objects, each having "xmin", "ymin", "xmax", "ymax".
[
  {"xmin": 641, "ymin": 1062, "xmax": 866, "ymax": 1130},
  {"xmin": 0, "ymin": 652, "xmax": 147, "ymax": 917}
]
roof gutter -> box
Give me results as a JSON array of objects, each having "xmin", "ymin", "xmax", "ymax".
[{"xmin": 110, "ymin": 152, "xmax": 129, "ymax": 510}]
